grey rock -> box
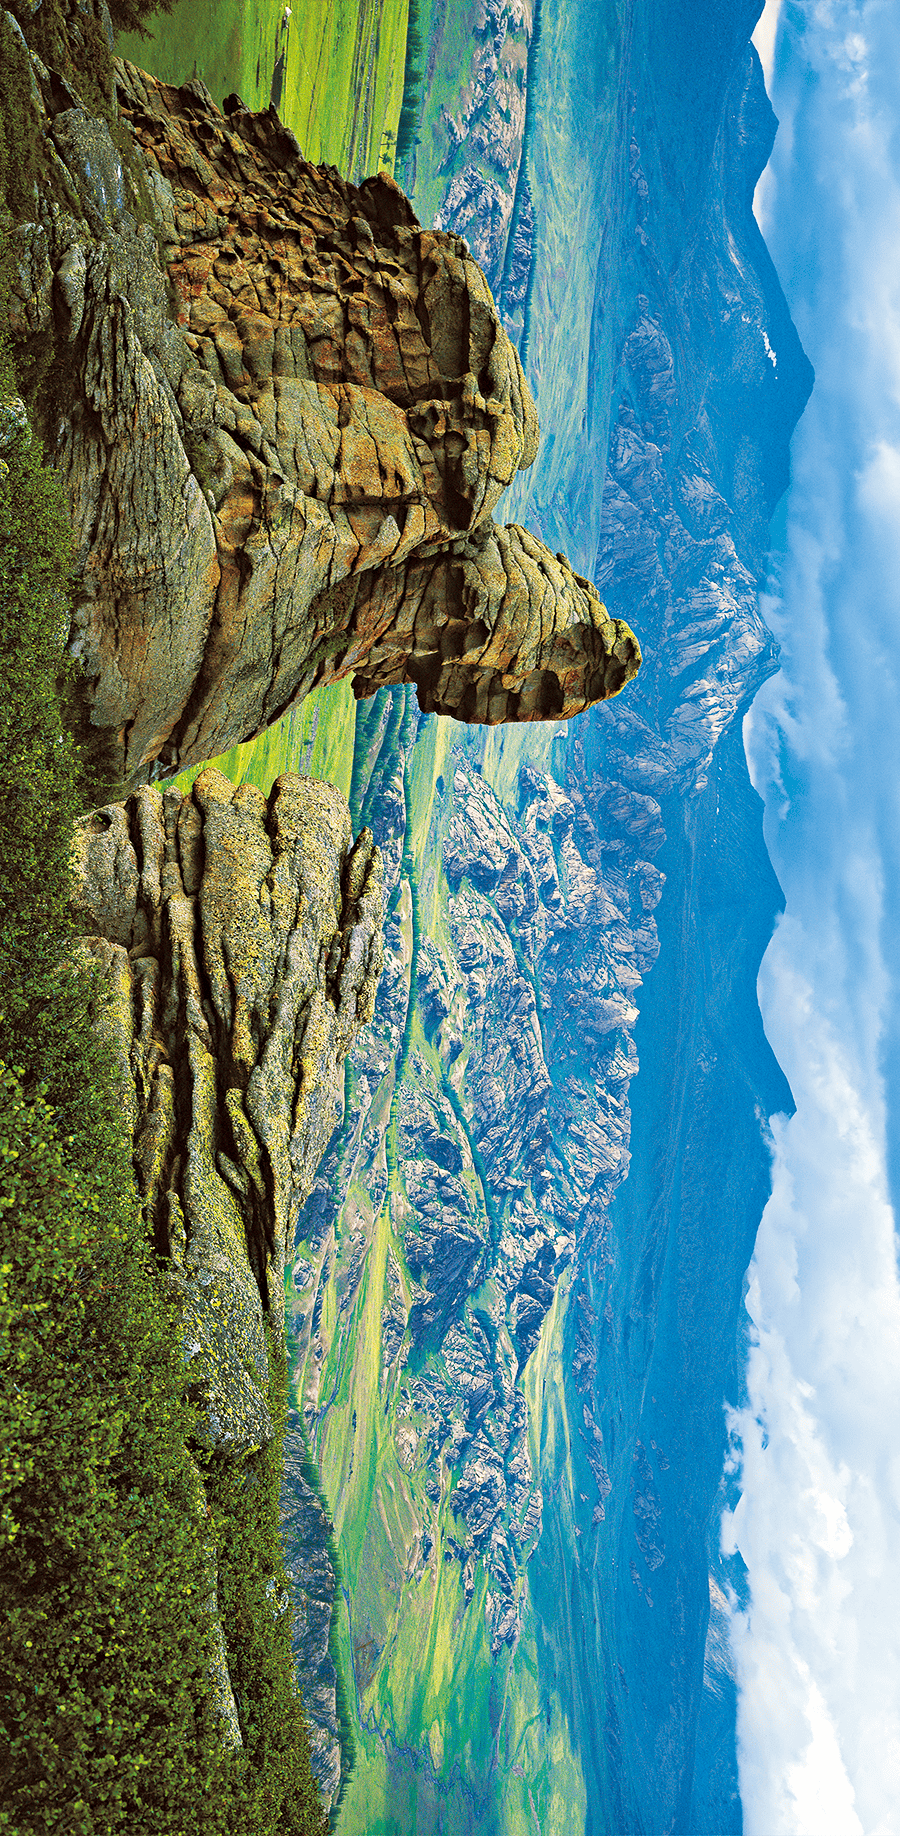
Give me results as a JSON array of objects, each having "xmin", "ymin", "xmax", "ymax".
[{"xmin": 71, "ymin": 771, "xmax": 384, "ymax": 1450}]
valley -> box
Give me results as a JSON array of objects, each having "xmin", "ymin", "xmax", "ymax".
[{"xmin": 102, "ymin": 0, "xmax": 810, "ymax": 1828}]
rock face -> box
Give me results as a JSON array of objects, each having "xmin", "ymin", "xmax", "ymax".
[
  {"xmin": 70, "ymin": 766, "xmax": 383, "ymax": 1790},
  {"xmin": 5, "ymin": 35, "xmax": 638, "ymax": 789},
  {"xmin": 71, "ymin": 767, "xmax": 383, "ymax": 1448}
]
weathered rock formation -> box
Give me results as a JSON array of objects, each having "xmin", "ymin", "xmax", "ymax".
[
  {"xmin": 69, "ymin": 765, "xmax": 382, "ymax": 1778},
  {"xmin": 71, "ymin": 768, "xmax": 383, "ymax": 1455},
  {"xmin": 5, "ymin": 36, "xmax": 639, "ymax": 789}
]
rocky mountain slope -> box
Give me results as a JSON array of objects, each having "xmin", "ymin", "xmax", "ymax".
[
  {"xmin": 69, "ymin": 767, "xmax": 383, "ymax": 1765},
  {"xmin": 280, "ymin": 5, "xmax": 814, "ymax": 1831}
]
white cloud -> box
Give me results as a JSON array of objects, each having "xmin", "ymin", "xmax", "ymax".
[
  {"xmin": 752, "ymin": 0, "xmax": 786, "ymax": 86},
  {"xmin": 752, "ymin": 0, "xmax": 787, "ymax": 229},
  {"xmin": 727, "ymin": 956, "xmax": 900, "ymax": 1836},
  {"xmin": 856, "ymin": 437, "xmax": 900, "ymax": 517},
  {"xmin": 753, "ymin": 162, "xmax": 778, "ymax": 236},
  {"xmin": 731, "ymin": 2, "xmax": 900, "ymax": 1829}
]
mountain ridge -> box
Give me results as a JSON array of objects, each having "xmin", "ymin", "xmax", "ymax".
[
  {"xmin": 284, "ymin": 9, "xmax": 813, "ymax": 1830},
  {"xmin": 1, "ymin": 0, "xmax": 814, "ymax": 1827}
]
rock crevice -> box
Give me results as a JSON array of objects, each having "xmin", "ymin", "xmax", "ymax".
[
  {"xmin": 71, "ymin": 768, "xmax": 384, "ymax": 1456},
  {"xmin": 6, "ymin": 39, "xmax": 639, "ymax": 788}
]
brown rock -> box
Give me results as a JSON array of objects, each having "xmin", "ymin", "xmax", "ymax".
[{"xmin": 32, "ymin": 61, "xmax": 640, "ymax": 786}]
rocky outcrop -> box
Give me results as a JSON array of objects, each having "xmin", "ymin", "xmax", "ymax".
[
  {"xmin": 70, "ymin": 766, "xmax": 382, "ymax": 1794},
  {"xmin": 71, "ymin": 769, "xmax": 383, "ymax": 1452},
  {"xmin": 5, "ymin": 34, "xmax": 638, "ymax": 790}
]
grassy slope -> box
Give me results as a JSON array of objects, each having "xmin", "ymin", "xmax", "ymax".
[
  {"xmin": 302, "ymin": 697, "xmax": 590, "ymax": 1836},
  {"xmin": 0, "ymin": 364, "xmax": 326, "ymax": 1836},
  {"xmin": 396, "ymin": 0, "xmax": 485, "ymax": 224},
  {"xmin": 499, "ymin": 0, "xmax": 631, "ymax": 566},
  {"xmin": 119, "ymin": 0, "xmax": 407, "ymax": 174}
]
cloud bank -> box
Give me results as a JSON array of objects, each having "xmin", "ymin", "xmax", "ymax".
[
  {"xmin": 724, "ymin": 940, "xmax": 900, "ymax": 1834},
  {"xmin": 751, "ymin": 0, "xmax": 785, "ymax": 87},
  {"xmin": 729, "ymin": 3, "xmax": 900, "ymax": 1832},
  {"xmin": 751, "ymin": 0, "xmax": 786, "ymax": 227}
]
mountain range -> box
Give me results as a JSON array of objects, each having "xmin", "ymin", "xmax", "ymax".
[{"xmin": 2, "ymin": 0, "xmax": 814, "ymax": 1829}]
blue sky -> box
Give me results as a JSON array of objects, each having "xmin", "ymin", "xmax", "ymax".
[{"xmin": 725, "ymin": 2, "xmax": 900, "ymax": 1830}]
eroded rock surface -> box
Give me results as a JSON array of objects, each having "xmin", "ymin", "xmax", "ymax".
[
  {"xmin": 69, "ymin": 765, "xmax": 381, "ymax": 1788},
  {"xmin": 6, "ymin": 40, "xmax": 638, "ymax": 787},
  {"xmin": 71, "ymin": 768, "xmax": 383, "ymax": 1454}
]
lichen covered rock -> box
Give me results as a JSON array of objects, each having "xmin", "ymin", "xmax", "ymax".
[
  {"xmin": 71, "ymin": 769, "xmax": 383, "ymax": 1456},
  {"xmin": 7, "ymin": 44, "xmax": 638, "ymax": 787}
]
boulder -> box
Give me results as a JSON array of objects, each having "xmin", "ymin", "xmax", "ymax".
[{"xmin": 15, "ymin": 54, "xmax": 639, "ymax": 786}]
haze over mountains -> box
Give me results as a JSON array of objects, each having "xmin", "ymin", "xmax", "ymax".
[{"xmin": 726, "ymin": 3, "xmax": 900, "ymax": 1830}]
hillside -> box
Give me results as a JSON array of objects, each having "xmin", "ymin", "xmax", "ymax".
[{"xmin": 0, "ymin": 0, "xmax": 814, "ymax": 1830}]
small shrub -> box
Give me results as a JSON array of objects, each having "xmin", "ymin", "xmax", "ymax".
[{"xmin": 107, "ymin": 0, "xmax": 175, "ymax": 33}]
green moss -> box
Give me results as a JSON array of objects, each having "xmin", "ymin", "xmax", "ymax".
[
  {"xmin": 19, "ymin": 0, "xmax": 174, "ymax": 127},
  {"xmin": 27, "ymin": 0, "xmax": 116, "ymax": 123},
  {"xmin": 0, "ymin": 367, "xmax": 83, "ymax": 1068},
  {"xmin": 0, "ymin": 13, "xmax": 43, "ymax": 222},
  {"xmin": 0, "ymin": 19, "xmax": 58, "ymax": 419}
]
